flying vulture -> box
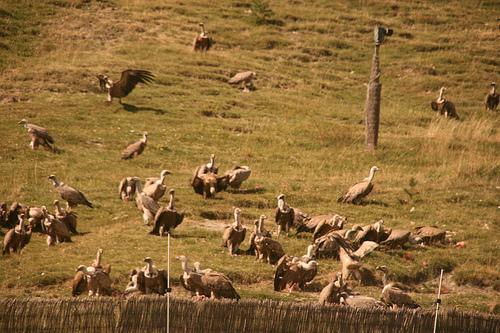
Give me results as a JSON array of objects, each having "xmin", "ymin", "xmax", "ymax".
[{"xmin": 97, "ymin": 69, "xmax": 154, "ymax": 103}]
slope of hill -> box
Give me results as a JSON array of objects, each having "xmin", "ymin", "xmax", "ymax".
[{"xmin": 0, "ymin": 0, "xmax": 498, "ymax": 313}]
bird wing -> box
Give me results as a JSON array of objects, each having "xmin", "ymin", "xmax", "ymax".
[
  {"xmin": 72, "ymin": 271, "xmax": 87, "ymax": 296},
  {"xmin": 339, "ymin": 180, "xmax": 370, "ymax": 203},
  {"xmin": 121, "ymin": 141, "xmax": 143, "ymax": 159},
  {"xmin": 141, "ymin": 194, "xmax": 159, "ymax": 215},
  {"xmin": 27, "ymin": 124, "xmax": 54, "ymax": 143},
  {"xmin": 118, "ymin": 178, "xmax": 127, "ymax": 198},
  {"xmin": 228, "ymin": 71, "xmax": 251, "ymax": 84},
  {"xmin": 115, "ymin": 69, "xmax": 155, "ymax": 97},
  {"xmin": 273, "ymin": 255, "xmax": 290, "ymax": 291}
]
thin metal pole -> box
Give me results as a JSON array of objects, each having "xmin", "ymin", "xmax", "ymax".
[
  {"xmin": 433, "ymin": 269, "xmax": 444, "ymax": 333},
  {"xmin": 167, "ymin": 232, "xmax": 170, "ymax": 333}
]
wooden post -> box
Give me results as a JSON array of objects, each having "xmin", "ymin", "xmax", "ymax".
[{"xmin": 365, "ymin": 44, "xmax": 381, "ymax": 151}]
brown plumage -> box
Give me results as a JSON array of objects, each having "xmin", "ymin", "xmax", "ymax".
[
  {"xmin": 310, "ymin": 214, "xmax": 346, "ymax": 240},
  {"xmin": 338, "ymin": 166, "xmax": 379, "ymax": 204},
  {"xmin": 376, "ymin": 266, "xmax": 420, "ymax": 309},
  {"xmin": 274, "ymin": 255, "xmax": 318, "ymax": 292},
  {"xmin": 229, "ymin": 71, "xmax": 256, "ymax": 92},
  {"xmin": 223, "ymin": 166, "xmax": 251, "ymax": 189},
  {"xmin": 72, "ymin": 249, "xmax": 112, "ymax": 297},
  {"xmin": 193, "ymin": 23, "xmax": 213, "ymax": 52},
  {"xmin": 98, "ymin": 69, "xmax": 154, "ymax": 103},
  {"xmin": 413, "ymin": 226, "xmax": 446, "ymax": 245},
  {"xmin": 48, "ymin": 175, "xmax": 93, "ymax": 208},
  {"xmin": 222, "ymin": 208, "xmax": 247, "ymax": 256},
  {"xmin": 150, "ymin": 189, "xmax": 184, "ymax": 236},
  {"xmin": 191, "ymin": 168, "xmax": 228, "ymax": 199},
  {"xmin": 177, "ymin": 256, "xmax": 240, "ymax": 300},
  {"xmin": 126, "ymin": 258, "xmax": 169, "ymax": 295},
  {"xmin": 380, "ymin": 229, "xmax": 411, "ymax": 249},
  {"xmin": 254, "ymin": 216, "xmax": 285, "ymax": 265},
  {"xmin": 118, "ymin": 176, "xmax": 141, "ymax": 202},
  {"xmin": 341, "ymin": 294, "xmax": 387, "ymax": 309},
  {"xmin": 4, "ymin": 202, "xmax": 28, "ymax": 229},
  {"xmin": 313, "ymin": 232, "xmax": 354, "ymax": 259},
  {"xmin": 28, "ymin": 206, "xmax": 48, "ymax": 233},
  {"xmin": 275, "ymin": 194, "xmax": 295, "ymax": 237},
  {"xmin": 134, "ymin": 179, "xmax": 160, "ymax": 225},
  {"xmin": 18, "ymin": 119, "xmax": 55, "ymax": 152},
  {"xmin": 485, "ymin": 82, "xmax": 498, "ymax": 112},
  {"xmin": 143, "ymin": 170, "xmax": 171, "ymax": 201},
  {"xmin": 0, "ymin": 202, "xmax": 7, "ymax": 228},
  {"xmin": 43, "ymin": 213, "xmax": 72, "ymax": 245},
  {"xmin": 319, "ymin": 273, "xmax": 347, "ymax": 305},
  {"xmin": 246, "ymin": 217, "xmax": 272, "ymax": 255},
  {"xmin": 121, "ymin": 132, "xmax": 148, "ymax": 160},
  {"xmin": 430, "ymin": 87, "xmax": 459, "ymax": 119},
  {"xmin": 53, "ymin": 200, "xmax": 78, "ymax": 234},
  {"xmin": 2, "ymin": 215, "xmax": 32, "ymax": 255}
]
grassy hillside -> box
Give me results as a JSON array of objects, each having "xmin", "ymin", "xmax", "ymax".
[{"xmin": 0, "ymin": 0, "xmax": 498, "ymax": 313}]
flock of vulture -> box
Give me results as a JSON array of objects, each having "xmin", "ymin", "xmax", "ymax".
[{"xmin": 2, "ymin": 22, "xmax": 497, "ymax": 309}]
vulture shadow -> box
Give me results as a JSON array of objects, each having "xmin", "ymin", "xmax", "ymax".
[
  {"xmin": 227, "ymin": 187, "xmax": 266, "ymax": 195},
  {"xmin": 74, "ymin": 231, "xmax": 91, "ymax": 236},
  {"xmin": 302, "ymin": 281, "xmax": 324, "ymax": 292},
  {"xmin": 121, "ymin": 103, "xmax": 166, "ymax": 115},
  {"xmin": 359, "ymin": 199, "xmax": 389, "ymax": 207}
]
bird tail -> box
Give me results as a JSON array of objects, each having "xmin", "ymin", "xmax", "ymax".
[
  {"xmin": 86, "ymin": 201, "xmax": 93, "ymax": 208},
  {"xmin": 337, "ymin": 196, "xmax": 345, "ymax": 203}
]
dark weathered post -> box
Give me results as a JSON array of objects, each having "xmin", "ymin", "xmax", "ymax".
[{"xmin": 365, "ymin": 26, "xmax": 392, "ymax": 151}]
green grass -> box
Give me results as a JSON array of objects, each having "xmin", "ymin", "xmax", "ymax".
[{"xmin": 0, "ymin": 0, "xmax": 498, "ymax": 314}]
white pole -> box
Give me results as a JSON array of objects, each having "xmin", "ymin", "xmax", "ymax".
[
  {"xmin": 167, "ymin": 232, "xmax": 170, "ymax": 333},
  {"xmin": 433, "ymin": 269, "xmax": 444, "ymax": 333}
]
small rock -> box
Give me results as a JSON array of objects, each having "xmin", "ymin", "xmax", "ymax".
[{"xmin": 455, "ymin": 241, "xmax": 466, "ymax": 249}]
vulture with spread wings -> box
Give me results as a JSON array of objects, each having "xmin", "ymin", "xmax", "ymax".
[{"xmin": 97, "ymin": 69, "xmax": 154, "ymax": 103}]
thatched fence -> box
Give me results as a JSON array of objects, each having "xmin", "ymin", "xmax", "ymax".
[{"xmin": 0, "ymin": 297, "xmax": 498, "ymax": 333}]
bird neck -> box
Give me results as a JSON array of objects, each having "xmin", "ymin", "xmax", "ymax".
[
  {"xmin": 438, "ymin": 88, "xmax": 445, "ymax": 103},
  {"xmin": 17, "ymin": 218, "xmax": 25, "ymax": 234},
  {"xmin": 234, "ymin": 211, "xmax": 241, "ymax": 228},
  {"xmin": 257, "ymin": 218, "xmax": 264, "ymax": 234},
  {"xmin": 181, "ymin": 260, "xmax": 190, "ymax": 273},
  {"xmin": 54, "ymin": 203, "xmax": 61, "ymax": 215},
  {"xmin": 146, "ymin": 261, "xmax": 154, "ymax": 274},
  {"xmin": 278, "ymin": 198, "xmax": 285, "ymax": 211},
  {"xmin": 51, "ymin": 178, "xmax": 60, "ymax": 187},
  {"xmin": 95, "ymin": 251, "xmax": 102, "ymax": 267},
  {"xmin": 306, "ymin": 245, "xmax": 313, "ymax": 259},
  {"xmin": 142, "ymin": 135, "xmax": 147, "ymax": 144},
  {"xmin": 381, "ymin": 272, "xmax": 388, "ymax": 286},
  {"xmin": 167, "ymin": 193, "xmax": 175, "ymax": 210},
  {"xmin": 491, "ymin": 86, "xmax": 496, "ymax": 95},
  {"xmin": 367, "ymin": 169, "xmax": 376, "ymax": 183}
]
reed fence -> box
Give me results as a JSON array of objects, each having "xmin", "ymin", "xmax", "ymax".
[{"xmin": 0, "ymin": 297, "xmax": 498, "ymax": 333}]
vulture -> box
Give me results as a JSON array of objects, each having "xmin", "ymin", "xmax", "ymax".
[
  {"xmin": 43, "ymin": 213, "xmax": 72, "ymax": 245},
  {"xmin": 2, "ymin": 215, "xmax": 32, "ymax": 255},
  {"xmin": 431, "ymin": 87, "xmax": 459, "ymax": 119},
  {"xmin": 222, "ymin": 208, "xmax": 247, "ymax": 256},
  {"xmin": 134, "ymin": 179, "xmax": 160, "ymax": 225},
  {"xmin": 319, "ymin": 273, "xmax": 348, "ymax": 305},
  {"xmin": 53, "ymin": 200, "xmax": 78, "ymax": 234},
  {"xmin": 191, "ymin": 169, "xmax": 228, "ymax": 198},
  {"xmin": 97, "ymin": 69, "xmax": 154, "ymax": 103},
  {"xmin": 177, "ymin": 255, "xmax": 240, "ymax": 300},
  {"xmin": 18, "ymin": 119, "xmax": 55, "ymax": 152},
  {"xmin": 150, "ymin": 189, "xmax": 184, "ymax": 236},
  {"xmin": 485, "ymin": 82, "xmax": 499, "ymax": 112},
  {"xmin": 291, "ymin": 209, "xmax": 309, "ymax": 232},
  {"xmin": 380, "ymin": 229, "xmax": 411, "ymax": 249},
  {"xmin": 254, "ymin": 216, "xmax": 285, "ymax": 264},
  {"xmin": 143, "ymin": 170, "xmax": 171, "ymax": 201},
  {"xmin": 28, "ymin": 206, "xmax": 48, "ymax": 233},
  {"xmin": 376, "ymin": 266, "xmax": 420, "ymax": 309},
  {"xmin": 275, "ymin": 194, "xmax": 295, "ymax": 237},
  {"xmin": 0, "ymin": 202, "xmax": 7, "ymax": 228},
  {"xmin": 193, "ymin": 23, "xmax": 213, "ymax": 52},
  {"xmin": 338, "ymin": 166, "xmax": 379, "ymax": 204},
  {"xmin": 412, "ymin": 226, "xmax": 446, "ymax": 245},
  {"xmin": 121, "ymin": 132, "xmax": 148, "ymax": 160},
  {"xmin": 311, "ymin": 214, "xmax": 346, "ymax": 240},
  {"xmin": 229, "ymin": 71, "xmax": 256, "ymax": 92},
  {"xmin": 223, "ymin": 166, "xmax": 251, "ymax": 189},
  {"xmin": 197, "ymin": 154, "xmax": 218, "ymax": 175},
  {"xmin": 4, "ymin": 202, "xmax": 28, "ymax": 229},
  {"xmin": 274, "ymin": 253, "xmax": 318, "ymax": 292},
  {"xmin": 126, "ymin": 257, "xmax": 169, "ymax": 295},
  {"xmin": 339, "ymin": 247, "xmax": 363, "ymax": 283},
  {"xmin": 72, "ymin": 249, "xmax": 112, "ymax": 297},
  {"xmin": 314, "ymin": 232, "xmax": 354, "ymax": 259},
  {"xmin": 352, "ymin": 241, "xmax": 379, "ymax": 259},
  {"xmin": 118, "ymin": 176, "xmax": 141, "ymax": 202},
  {"xmin": 340, "ymin": 294, "xmax": 387, "ymax": 309},
  {"xmin": 48, "ymin": 175, "xmax": 93, "ymax": 208},
  {"xmin": 246, "ymin": 216, "xmax": 272, "ymax": 255}
]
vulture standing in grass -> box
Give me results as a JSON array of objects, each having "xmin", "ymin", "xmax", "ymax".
[
  {"xmin": 143, "ymin": 170, "xmax": 171, "ymax": 201},
  {"xmin": 18, "ymin": 119, "xmax": 56, "ymax": 152},
  {"xmin": 43, "ymin": 212, "xmax": 72, "ymax": 246},
  {"xmin": 376, "ymin": 266, "xmax": 420, "ymax": 309},
  {"xmin": 126, "ymin": 257, "xmax": 169, "ymax": 295},
  {"xmin": 275, "ymin": 194, "xmax": 295, "ymax": 237},
  {"xmin": 97, "ymin": 69, "xmax": 154, "ymax": 103},
  {"xmin": 191, "ymin": 170, "xmax": 228, "ymax": 199},
  {"xmin": 222, "ymin": 208, "xmax": 247, "ymax": 256},
  {"xmin": 339, "ymin": 247, "xmax": 362, "ymax": 282},
  {"xmin": 53, "ymin": 200, "xmax": 78, "ymax": 234},
  {"xmin": 485, "ymin": 82, "xmax": 498, "ymax": 112},
  {"xmin": 229, "ymin": 71, "xmax": 256, "ymax": 92},
  {"xmin": 431, "ymin": 87, "xmax": 459, "ymax": 119},
  {"xmin": 319, "ymin": 273, "xmax": 347, "ymax": 305},
  {"xmin": 177, "ymin": 255, "xmax": 240, "ymax": 300},
  {"xmin": 118, "ymin": 176, "xmax": 141, "ymax": 202},
  {"xmin": 48, "ymin": 175, "xmax": 93, "ymax": 208},
  {"xmin": 412, "ymin": 226, "xmax": 446, "ymax": 245},
  {"xmin": 2, "ymin": 214, "xmax": 32, "ymax": 255},
  {"xmin": 28, "ymin": 206, "xmax": 48, "ymax": 233},
  {"xmin": 121, "ymin": 132, "xmax": 148, "ymax": 160},
  {"xmin": 72, "ymin": 249, "xmax": 112, "ymax": 296},
  {"xmin": 254, "ymin": 216, "xmax": 285, "ymax": 264},
  {"xmin": 150, "ymin": 189, "xmax": 183, "ymax": 236},
  {"xmin": 380, "ymin": 229, "xmax": 411, "ymax": 249},
  {"xmin": 134, "ymin": 179, "xmax": 160, "ymax": 225},
  {"xmin": 223, "ymin": 166, "xmax": 251, "ymax": 189},
  {"xmin": 193, "ymin": 23, "xmax": 213, "ymax": 52},
  {"xmin": 274, "ymin": 252, "xmax": 318, "ymax": 292},
  {"xmin": 338, "ymin": 166, "xmax": 379, "ymax": 204},
  {"xmin": 246, "ymin": 216, "xmax": 272, "ymax": 255}
]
